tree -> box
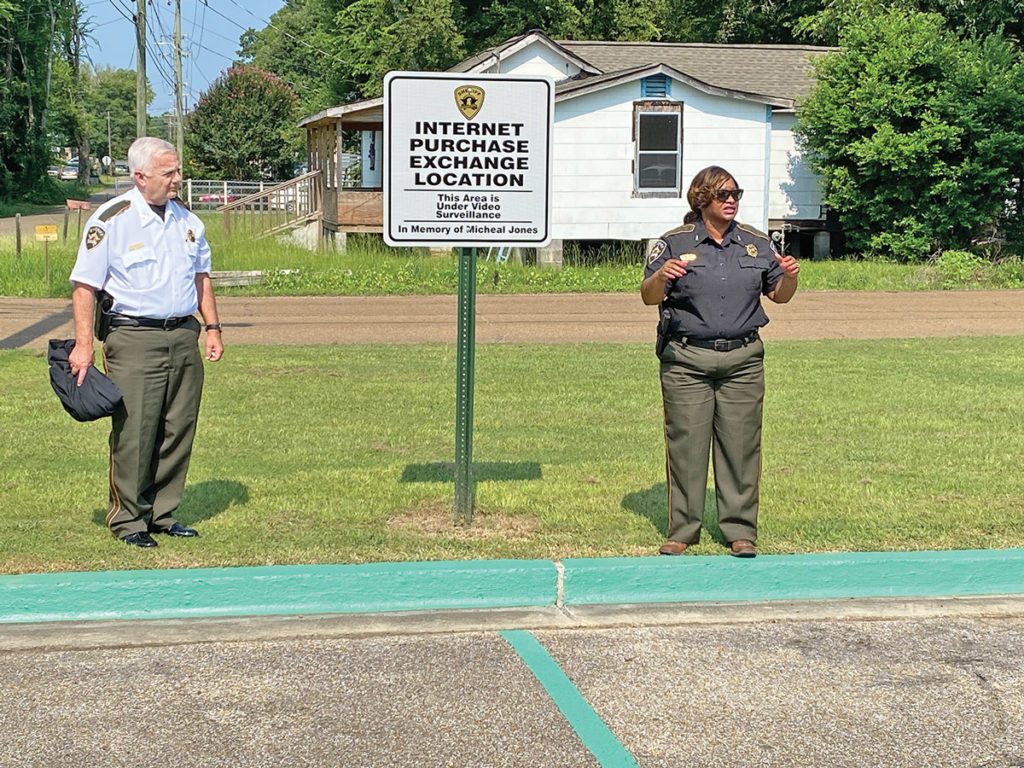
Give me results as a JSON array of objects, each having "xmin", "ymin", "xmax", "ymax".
[
  {"xmin": 337, "ymin": 0, "xmax": 465, "ymax": 98},
  {"xmin": 238, "ymin": 0, "xmax": 353, "ymax": 114},
  {"xmin": 797, "ymin": 9, "xmax": 1024, "ymax": 259},
  {"xmin": 461, "ymin": 0, "xmax": 593, "ymax": 46},
  {"xmin": 82, "ymin": 67, "xmax": 151, "ymax": 163},
  {"xmin": 663, "ymin": 0, "xmax": 824, "ymax": 44},
  {"xmin": 796, "ymin": 0, "xmax": 1024, "ymax": 45},
  {"xmin": 184, "ymin": 66, "xmax": 299, "ymax": 180},
  {"xmin": 0, "ymin": 0, "xmax": 80, "ymax": 199}
]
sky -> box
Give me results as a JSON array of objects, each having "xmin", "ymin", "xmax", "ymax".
[{"xmin": 82, "ymin": 0, "xmax": 287, "ymax": 115}]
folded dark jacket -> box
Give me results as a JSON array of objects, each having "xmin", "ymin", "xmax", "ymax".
[{"xmin": 47, "ymin": 338, "xmax": 123, "ymax": 422}]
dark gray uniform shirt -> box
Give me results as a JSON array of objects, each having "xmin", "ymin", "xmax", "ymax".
[{"xmin": 644, "ymin": 217, "xmax": 784, "ymax": 339}]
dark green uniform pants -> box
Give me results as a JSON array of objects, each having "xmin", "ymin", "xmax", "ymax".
[
  {"xmin": 102, "ymin": 318, "xmax": 204, "ymax": 537},
  {"xmin": 660, "ymin": 337, "xmax": 764, "ymax": 545}
]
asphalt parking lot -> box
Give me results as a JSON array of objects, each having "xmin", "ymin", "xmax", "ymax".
[{"xmin": 3, "ymin": 597, "xmax": 1024, "ymax": 767}]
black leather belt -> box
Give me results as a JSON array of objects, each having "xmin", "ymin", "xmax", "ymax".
[
  {"xmin": 678, "ymin": 331, "xmax": 759, "ymax": 351},
  {"xmin": 108, "ymin": 314, "xmax": 193, "ymax": 330}
]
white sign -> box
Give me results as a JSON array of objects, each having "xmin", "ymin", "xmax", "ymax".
[{"xmin": 384, "ymin": 71, "xmax": 554, "ymax": 248}]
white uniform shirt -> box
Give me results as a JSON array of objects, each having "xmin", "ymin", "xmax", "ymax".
[{"xmin": 70, "ymin": 185, "xmax": 213, "ymax": 318}]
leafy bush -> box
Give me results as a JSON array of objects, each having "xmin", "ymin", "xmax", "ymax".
[
  {"xmin": 932, "ymin": 250, "xmax": 986, "ymax": 288},
  {"xmin": 798, "ymin": 9, "xmax": 1024, "ymax": 261}
]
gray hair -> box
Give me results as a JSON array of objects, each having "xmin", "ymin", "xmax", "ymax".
[{"xmin": 128, "ymin": 137, "xmax": 177, "ymax": 177}]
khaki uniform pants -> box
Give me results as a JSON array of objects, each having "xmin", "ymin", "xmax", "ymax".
[
  {"xmin": 660, "ymin": 338, "xmax": 764, "ymax": 545},
  {"xmin": 102, "ymin": 318, "xmax": 204, "ymax": 537}
]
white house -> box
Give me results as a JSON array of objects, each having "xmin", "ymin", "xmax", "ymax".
[{"xmin": 298, "ymin": 30, "xmax": 834, "ymax": 260}]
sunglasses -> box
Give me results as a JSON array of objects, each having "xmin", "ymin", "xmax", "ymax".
[{"xmin": 714, "ymin": 188, "xmax": 744, "ymax": 202}]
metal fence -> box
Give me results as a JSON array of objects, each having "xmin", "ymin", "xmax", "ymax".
[
  {"xmin": 111, "ymin": 154, "xmax": 361, "ymax": 211},
  {"xmin": 113, "ymin": 179, "xmax": 294, "ymax": 211}
]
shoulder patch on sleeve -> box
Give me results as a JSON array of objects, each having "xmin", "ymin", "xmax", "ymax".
[
  {"xmin": 646, "ymin": 239, "xmax": 667, "ymax": 264},
  {"xmin": 98, "ymin": 200, "xmax": 132, "ymax": 222},
  {"xmin": 85, "ymin": 226, "xmax": 105, "ymax": 249}
]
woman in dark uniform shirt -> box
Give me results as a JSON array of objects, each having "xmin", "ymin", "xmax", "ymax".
[{"xmin": 641, "ymin": 166, "xmax": 800, "ymax": 557}]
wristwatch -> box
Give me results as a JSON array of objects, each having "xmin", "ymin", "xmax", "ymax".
[{"xmin": 205, "ymin": 323, "xmax": 223, "ymax": 332}]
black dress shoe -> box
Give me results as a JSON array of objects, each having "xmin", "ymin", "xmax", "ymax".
[
  {"xmin": 122, "ymin": 532, "xmax": 158, "ymax": 548},
  {"xmin": 154, "ymin": 522, "xmax": 198, "ymax": 538}
]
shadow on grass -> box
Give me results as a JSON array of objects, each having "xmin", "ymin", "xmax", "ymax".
[
  {"xmin": 400, "ymin": 462, "xmax": 542, "ymax": 483},
  {"xmin": 91, "ymin": 479, "xmax": 249, "ymax": 528},
  {"xmin": 621, "ymin": 483, "xmax": 726, "ymax": 545}
]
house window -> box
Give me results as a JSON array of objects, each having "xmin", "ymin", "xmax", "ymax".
[{"xmin": 634, "ymin": 101, "xmax": 681, "ymax": 197}]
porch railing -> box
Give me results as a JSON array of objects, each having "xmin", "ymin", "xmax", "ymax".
[{"xmin": 218, "ymin": 170, "xmax": 323, "ymax": 239}]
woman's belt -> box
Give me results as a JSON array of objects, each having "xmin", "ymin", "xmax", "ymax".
[
  {"xmin": 107, "ymin": 314, "xmax": 193, "ymax": 330},
  {"xmin": 674, "ymin": 331, "xmax": 759, "ymax": 351}
]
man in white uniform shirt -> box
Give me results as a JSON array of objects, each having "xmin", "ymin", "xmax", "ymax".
[{"xmin": 68, "ymin": 137, "xmax": 224, "ymax": 548}]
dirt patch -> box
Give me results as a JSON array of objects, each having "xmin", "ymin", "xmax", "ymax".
[
  {"xmin": 388, "ymin": 503, "xmax": 541, "ymax": 540},
  {"xmin": 6, "ymin": 290, "xmax": 1024, "ymax": 352}
]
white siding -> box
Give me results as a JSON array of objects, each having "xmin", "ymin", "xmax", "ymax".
[
  {"xmin": 549, "ymin": 81, "xmax": 771, "ymax": 241},
  {"xmin": 496, "ymin": 43, "xmax": 583, "ymax": 81},
  {"xmin": 769, "ymin": 113, "xmax": 824, "ymax": 221}
]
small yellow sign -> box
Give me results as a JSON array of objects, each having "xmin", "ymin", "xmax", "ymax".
[{"xmin": 35, "ymin": 225, "xmax": 58, "ymax": 242}]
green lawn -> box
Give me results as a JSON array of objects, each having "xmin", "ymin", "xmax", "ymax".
[
  {"xmin": 2, "ymin": 337, "xmax": 1022, "ymax": 574},
  {"xmin": 4, "ymin": 227, "xmax": 1024, "ymax": 297}
]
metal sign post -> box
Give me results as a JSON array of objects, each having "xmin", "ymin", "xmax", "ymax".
[
  {"xmin": 454, "ymin": 247, "xmax": 477, "ymax": 524},
  {"xmin": 384, "ymin": 71, "xmax": 553, "ymax": 525}
]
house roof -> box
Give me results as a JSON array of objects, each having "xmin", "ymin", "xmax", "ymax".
[
  {"xmin": 451, "ymin": 30, "xmax": 831, "ymax": 107},
  {"xmin": 298, "ymin": 30, "xmax": 833, "ymax": 127},
  {"xmin": 552, "ymin": 62, "xmax": 793, "ymax": 108},
  {"xmin": 558, "ymin": 40, "xmax": 831, "ymax": 104},
  {"xmin": 298, "ymin": 97, "xmax": 383, "ymax": 129}
]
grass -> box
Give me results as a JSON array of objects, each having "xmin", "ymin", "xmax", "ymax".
[
  {"xmin": 2, "ymin": 337, "xmax": 1023, "ymax": 574},
  {"xmin": 3, "ymin": 224, "xmax": 1024, "ymax": 297}
]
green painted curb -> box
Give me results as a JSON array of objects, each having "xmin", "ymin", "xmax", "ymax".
[
  {"xmin": 0, "ymin": 559, "xmax": 557, "ymax": 623},
  {"xmin": 561, "ymin": 549, "xmax": 1024, "ymax": 605},
  {"xmin": 3, "ymin": 549, "xmax": 1023, "ymax": 624}
]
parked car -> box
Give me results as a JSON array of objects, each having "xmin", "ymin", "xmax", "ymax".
[
  {"xmin": 198, "ymin": 193, "xmax": 238, "ymax": 204},
  {"xmin": 59, "ymin": 166, "xmax": 79, "ymax": 180},
  {"xmin": 113, "ymin": 161, "xmax": 129, "ymax": 176},
  {"xmin": 47, "ymin": 165, "xmax": 61, "ymax": 177}
]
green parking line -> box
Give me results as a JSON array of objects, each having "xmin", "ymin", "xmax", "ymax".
[{"xmin": 501, "ymin": 630, "xmax": 640, "ymax": 768}]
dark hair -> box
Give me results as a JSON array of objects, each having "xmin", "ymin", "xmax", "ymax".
[{"xmin": 683, "ymin": 166, "xmax": 738, "ymax": 224}]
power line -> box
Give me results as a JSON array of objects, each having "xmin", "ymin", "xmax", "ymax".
[
  {"xmin": 104, "ymin": 0, "xmax": 134, "ymax": 24},
  {"xmin": 200, "ymin": 0, "xmax": 346, "ymax": 64}
]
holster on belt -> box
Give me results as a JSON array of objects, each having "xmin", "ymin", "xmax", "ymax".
[
  {"xmin": 655, "ymin": 308, "xmax": 673, "ymax": 359},
  {"xmin": 94, "ymin": 290, "xmax": 113, "ymax": 342}
]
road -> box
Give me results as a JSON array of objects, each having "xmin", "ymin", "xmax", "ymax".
[{"xmin": 0, "ymin": 185, "xmax": 120, "ymax": 238}]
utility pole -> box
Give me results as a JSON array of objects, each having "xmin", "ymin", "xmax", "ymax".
[
  {"xmin": 106, "ymin": 112, "xmax": 112, "ymax": 165},
  {"xmin": 135, "ymin": 0, "xmax": 147, "ymax": 137},
  {"xmin": 173, "ymin": 0, "xmax": 184, "ymax": 161}
]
